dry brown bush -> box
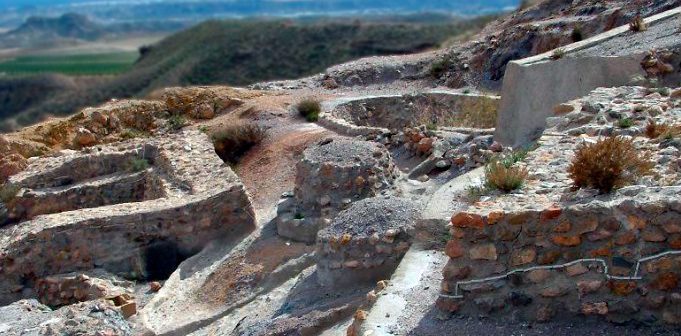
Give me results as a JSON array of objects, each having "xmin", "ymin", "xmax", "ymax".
[
  {"xmin": 568, "ymin": 136, "xmax": 653, "ymax": 193},
  {"xmin": 211, "ymin": 122, "xmax": 266, "ymax": 164}
]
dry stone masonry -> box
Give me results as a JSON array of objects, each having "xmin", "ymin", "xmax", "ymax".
[
  {"xmin": 0, "ymin": 130, "xmax": 256, "ymax": 306},
  {"xmin": 316, "ymin": 196, "xmax": 419, "ymax": 287},
  {"xmin": 277, "ymin": 138, "xmax": 398, "ymax": 242},
  {"xmin": 438, "ymin": 86, "xmax": 681, "ymax": 325}
]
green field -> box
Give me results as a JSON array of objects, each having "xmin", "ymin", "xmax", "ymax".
[{"xmin": 0, "ymin": 52, "xmax": 139, "ymax": 75}]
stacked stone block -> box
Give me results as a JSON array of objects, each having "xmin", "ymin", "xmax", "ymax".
[
  {"xmin": 277, "ymin": 139, "xmax": 398, "ymax": 242},
  {"xmin": 315, "ymin": 197, "xmax": 418, "ymax": 287},
  {"xmin": 437, "ymin": 192, "xmax": 681, "ymax": 325}
]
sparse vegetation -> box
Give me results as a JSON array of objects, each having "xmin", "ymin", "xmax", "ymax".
[
  {"xmin": 0, "ymin": 52, "xmax": 139, "ymax": 76},
  {"xmin": 618, "ymin": 118, "xmax": 634, "ymax": 128},
  {"xmin": 629, "ymin": 15, "xmax": 648, "ymax": 32},
  {"xmin": 120, "ymin": 128, "xmax": 149, "ymax": 140},
  {"xmin": 551, "ymin": 48, "xmax": 566, "ymax": 60},
  {"xmin": 167, "ymin": 114, "xmax": 188, "ymax": 131},
  {"xmin": 297, "ymin": 99, "xmax": 321, "ymax": 122},
  {"xmin": 211, "ymin": 122, "xmax": 267, "ymax": 164},
  {"xmin": 0, "ymin": 184, "xmax": 20, "ymax": 203},
  {"xmin": 645, "ymin": 121, "xmax": 681, "ymax": 140},
  {"xmin": 571, "ymin": 25, "xmax": 584, "ymax": 42},
  {"xmin": 484, "ymin": 160, "xmax": 529, "ymax": 193},
  {"xmin": 128, "ymin": 158, "xmax": 150, "ymax": 172},
  {"xmin": 430, "ymin": 56, "xmax": 452, "ymax": 78},
  {"xmin": 568, "ymin": 136, "xmax": 653, "ymax": 193}
]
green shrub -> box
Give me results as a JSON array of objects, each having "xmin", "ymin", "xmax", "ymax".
[
  {"xmin": 211, "ymin": 123, "xmax": 267, "ymax": 164},
  {"xmin": 168, "ymin": 114, "xmax": 188, "ymax": 131},
  {"xmin": 568, "ymin": 136, "xmax": 653, "ymax": 193},
  {"xmin": 618, "ymin": 118, "xmax": 634, "ymax": 129},
  {"xmin": 0, "ymin": 184, "xmax": 20, "ymax": 203},
  {"xmin": 430, "ymin": 57, "xmax": 452, "ymax": 78},
  {"xmin": 297, "ymin": 99, "xmax": 321, "ymax": 122},
  {"xmin": 129, "ymin": 158, "xmax": 150, "ymax": 172}
]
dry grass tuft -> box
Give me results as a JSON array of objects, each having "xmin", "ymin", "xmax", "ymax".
[
  {"xmin": 484, "ymin": 160, "xmax": 529, "ymax": 193},
  {"xmin": 297, "ymin": 99, "xmax": 321, "ymax": 122},
  {"xmin": 211, "ymin": 122, "xmax": 267, "ymax": 164},
  {"xmin": 645, "ymin": 120, "xmax": 681, "ymax": 140},
  {"xmin": 629, "ymin": 15, "xmax": 648, "ymax": 32},
  {"xmin": 568, "ymin": 136, "xmax": 653, "ymax": 194}
]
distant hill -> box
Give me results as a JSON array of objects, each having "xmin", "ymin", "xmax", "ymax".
[
  {"xmin": 0, "ymin": 1, "xmax": 518, "ymax": 28},
  {"xmin": 1, "ymin": 15, "xmax": 495, "ymax": 130},
  {"xmin": 0, "ymin": 13, "xmax": 186, "ymax": 49}
]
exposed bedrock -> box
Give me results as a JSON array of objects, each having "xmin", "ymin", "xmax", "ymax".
[
  {"xmin": 277, "ymin": 138, "xmax": 398, "ymax": 243},
  {"xmin": 315, "ymin": 196, "xmax": 419, "ymax": 287},
  {"xmin": 0, "ymin": 131, "xmax": 256, "ymax": 306}
]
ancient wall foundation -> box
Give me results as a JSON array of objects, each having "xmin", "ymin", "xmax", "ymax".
[
  {"xmin": 0, "ymin": 131, "xmax": 256, "ymax": 305},
  {"xmin": 315, "ymin": 197, "xmax": 419, "ymax": 287},
  {"xmin": 277, "ymin": 139, "xmax": 398, "ymax": 243},
  {"xmin": 437, "ymin": 193, "xmax": 681, "ymax": 325}
]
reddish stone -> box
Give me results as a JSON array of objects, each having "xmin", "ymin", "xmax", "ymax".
[
  {"xmin": 443, "ymin": 264, "xmax": 471, "ymax": 280},
  {"xmin": 469, "ymin": 244, "xmax": 497, "ymax": 260},
  {"xmin": 669, "ymin": 237, "xmax": 681, "ymax": 249},
  {"xmin": 586, "ymin": 229, "xmax": 613, "ymax": 241},
  {"xmin": 581, "ymin": 302, "xmax": 608, "ymax": 315},
  {"xmin": 662, "ymin": 222, "xmax": 681, "ymax": 234},
  {"xmin": 508, "ymin": 213, "xmax": 532, "ymax": 226},
  {"xmin": 540, "ymin": 205, "xmax": 562, "ymax": 222},
  {"xmin": 451, "ymin": 212, "xmax": 485, "ymax": 229},
  {"xmin": 652, "ymin": 272, "xmax": 679, "ymax": 291},
  {"xmin": 487, "ymin": 211, "xmax": 504, "ymax": 225},
  {"xmin": 552, "ymin": 221, "xmax": 571, "ymax": 233},
  {"xmin": 511, "ymin": 248, "xmax": 537, "ymax": 266},
  {"xmin": 628, "ymin": 215, "xmax": 647, "ymax": 229},
  {"xmin": 577, "ymin": 280, "xmax": 603, "ymax": 296},
  {"xmin": 642, "ymin": 229, "xmax": 667, "ymax": 242},
  {"xmin": 537, "ymin": 251, "xmax": 561, "ymax": 265},
  {"xmin": 436, "ymin": 296, "xmax": 461, "ymax": 312},
  {"xmin": 589, "ymin": 248, "xmax": 612, "ymax": 257},
  {"xmin": 149, "ymin": 281, "xmax": 162, "ymax": 292},
  {"xmin": 445, "ymin": 240, "xmax": 464, "ymax": 258},
  {"xmin": 615, "ymin": 231, "xmax": 637, "ymax": 246},
  {"xmin": 608, "ymin": 281, "xmax": 637, "ymax": 296},
  {"xmin": 535, "ymin": 305, "xmax": 554, "ymax": 322},
  {"xmin": 574, "ymin": 218, "xmax": 598, "ymax": 234},
  {"xmin": 551, "ymin": 235, "xmax": 581, "ymax": 247},
  {"xmin": 565, "ymin": 263, "xmax": 588, "ymax": 276}
]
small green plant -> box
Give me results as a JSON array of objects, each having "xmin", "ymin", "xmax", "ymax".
[
  {"xmin": 168, "ymin": 114, "xmax": 188, "ymax": 131},
  {"xmin": 571, "ymin": 25, "xmax": 583, "ymax": 42},
  {"xmin": 426, "ymin": 123, "xmax": 438, "ymax": 131},
  {"xmin": 198, "ymin": 125, "xmax": 209, "ymax": 133},
  {"xmin": 430, "ymin": 57, "xmax": 452, "ymax": 78},
  {"xmin": 120, "ymin": 128, "xmax": 148, "ymax": 139},
  {"xmin": 294, "ymin": 213, "xmax": 305, "ymax": 220},
  {"xmin": 568, "ymin": 136, "xmax": 653, "ymax": 193},
  {"xmin": 0, "ymin": 184, "xmax": 20, "ymax": 203},
  {"xmin": 629, "ymin": 15, "xmax": 647, "ymax": 32},
  {"xmin": 618, "ymin": 118, "xmax": 634, "ymax": 129},
  {"xmin": 550, "ymin": 48, "xmax": 566, "ymax": 60},
  {"xmin": 129, "ymin": 158, "xmax": 150, "ymax": 172},
  {"xmin": 297, "ymin": 99, "xmax": 321, "ymax": 122}
]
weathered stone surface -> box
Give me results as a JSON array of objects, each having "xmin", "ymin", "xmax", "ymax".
[
  {"xmin": 0, "ymin": 131, "xmax": 256, "ymax": 305},
  {"xmin": 316, "ymin": 196, "xmax": 419, "ymax": 287},
  {"xmin": 469, "ymin": 244, "xmax": 497, "ymax": 261},
  {"xmin": 277, "ymin": 139, "xmax": 397, "ymax": 242}
]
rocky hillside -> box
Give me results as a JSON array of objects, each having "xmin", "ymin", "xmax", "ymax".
[{"xmin": 1, "ymin": 15, "xmax": 494, "ymax": 131}]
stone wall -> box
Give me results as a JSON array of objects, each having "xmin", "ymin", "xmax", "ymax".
[
  {"xmin": 320, "ymin": 91, "xmax": 499, "ymax": 136},
  {"xmin": 495, "ymin": 8, "xmax": 681, "ymax": 147},
  {"xmin": 316, "ymin": 197, "xmax": 418, "ymax": 287},
  {"xmin": 277, "ymin": 139, "xmax": 398, "ymax": 242},
  {"xmin": 0, "ymin": 131, "xmax": 256, "ymax": 305},
  {"xmin": 437, "ymin": 192, "xmax": 681, "ymax": 325}
]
